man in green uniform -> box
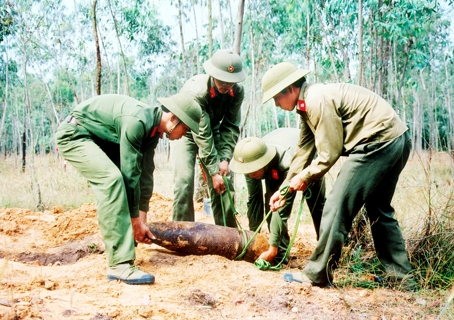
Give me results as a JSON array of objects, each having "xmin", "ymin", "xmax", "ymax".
[
  {"xmin": 229, "ymin": 128, "xmax": 326, "ymax": 264},
  {"xmin": 262, "ymin": 62, "xmax": 415, "ymax": 290},
  {"xmin": 171, "ymin": 50, "xmax": 246, "ymax": 227},
  {"xmin": 55, "ymin": 93, "xmax": 202, "ymax": 285}
]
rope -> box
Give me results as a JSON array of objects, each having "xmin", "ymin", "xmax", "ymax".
[
  {"xmin": 236, "ymin": 185, "xmax": 300, "ymax": 262},
  {"xmin": 254, "ymin": 186, "xmax": 311, "ymax": 271},
  {"xmin": 220, "ymin": 175, "xmax": 312, "ymax": 269},
  {"xmin": 219, "ymin": 175, "xmax": 251, "ymax": 258},
  {"xmin": 220, "ymin": 175, "xmax": 240, "ymax": 226}
]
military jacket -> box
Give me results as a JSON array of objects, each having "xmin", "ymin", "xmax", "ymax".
[
  {"xmin": 70, "ymin": 94, "xmax": 161, "ymax": 218},
  {"xmin": 180, "ymin": 74, "xmax": 244, "ymax": 176},
  {"xmin": 286, "ymin": 82, "xmax": 408, "ymax": 186}
]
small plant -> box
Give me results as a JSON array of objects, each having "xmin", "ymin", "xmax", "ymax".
[{"xmin": 87, "ymin": 243, "xmax": 98, "ymax": 254}]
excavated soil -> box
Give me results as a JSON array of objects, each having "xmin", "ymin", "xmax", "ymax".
[{"xmin": 0, "ymin": 193, "xmax": 447, "ymax": 319}]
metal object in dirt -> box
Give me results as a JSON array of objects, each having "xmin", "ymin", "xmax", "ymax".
[{"xmin": 147, "ymin": 221, "xmax": 269, "ymax": 263}]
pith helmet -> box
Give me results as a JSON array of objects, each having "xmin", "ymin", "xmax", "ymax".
[
  {"xmin": 157, "ymin": 93, "xmax": 202, "ymax": 134},
  {"xmin": 203, "ymin": 49, "xmax": 246, "ymax": 83},
  {"xmin": 230, "ymin": 137, "xmax": 276, "ymax": 174},
  {"xmin": 261, "ymin": 62, "xmax": 311, "ymax": 104}
]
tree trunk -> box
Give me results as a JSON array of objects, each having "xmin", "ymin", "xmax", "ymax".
[
  {"xmin": 98, "ymin": 25, "xmax": 115, "ymax": 93},
  {"xmin": 207, "ymin": 0, "xmax": 213, "ymax": 56},
  {"xmin": 305, "ymin": 0, "xmax": 310, "ymax": 69},
  {"xmin": 22, "ymin": 131, "xmax": 26, "ymax": 172},
  {"xmin": 357, "ymin": 0, "xmax": 363, "ymax": 86},
  {"xmin": 37, "ymin": 65, "xmax": 61, "ymax": 127},
  {"xmin": 178, "ymin": 0, "xmax": 187, "ymax": 80},
  {"xmin": 412, "ymin": 87, "xmax": 422, "ymax": 155},
  {"xmin": 107, "ymin": 0, "xmax": 130, "ymax": 95},
  {"xmin": 192, "ymin": 0, "xmax": 201, "ymax": 74},
  {"xmin": 217, "ymin": 0, "xmax": 225, "ymax": 49},
  {"xmin": 240, "ymin": 101, "xmax": 251, "ymax": 137},
  {"xmin": 428, "ymin": 47, "xmax": 438, "ymax": 151},
  {"xmin": 92, "ymin": 0, "xmax": 101, "ymax": 95},
  {"xmin": 377, "ymin": 0, "xmax": 392, "ymax": 99},
  {"xmin": 444, "ymin": 53, "xmax": 454, "ymax": 155},
  {"xmin": 0, "ymin": 37, "xmax": 9, "ymax": 151},
  {"xmin": 368, "ymin": 6, "xmax": 375, "ymax": 90},
  {"xmin": 22, "ymin": 46, "xmax": 43, "ymax": 209},
  {"xmin": 227, "ymin": 0, "xmax": 234, "ymax": 48},
  {"xmin": 272, "ymin": 105, "xmax": 279, "ymax": 129},
  {"xmin": 233, "ymin": 0, "xmax": 245, "ymax": 55}
]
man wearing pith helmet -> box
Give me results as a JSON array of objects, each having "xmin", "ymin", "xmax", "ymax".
[
  {"xmin": 55, "ymin": 93, "xmax": 202, "ymax": 285},
  {"xmin": 261, "ymin": 61, "xmax": 416, "ymax": 291},
  {"xmin": 171, "ymin": 49, "xmax": 246, "ymax": 227},
  {"xmin": 230, "ymin": 128, "xmax": 326, "ymax": 264}
]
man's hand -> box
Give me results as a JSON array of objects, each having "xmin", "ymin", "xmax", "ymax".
[
  {"xmin": 269, "ymin": 190, "xmax": 286, "ymax": 211},
  {"xmin": 212, "ymin": 173, "xmax": 226, "ymax": 194},
  {"xmin": 258, "ymin": 245, "xmax": 278, "ymax": 262},
  {"xmin": 289, "ymin": 173, "xmax": 308, "ymax": 192},
  {"xmin": 131, "ymin": 216, "xmax": 155, "ymax": 244},
  {"xmin": 218, "ymin": 159, "xmax": 229, "ymax": 176}
]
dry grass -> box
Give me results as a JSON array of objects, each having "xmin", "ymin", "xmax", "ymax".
[
  {"xmin": 0, "ymin": 154, "xmax": 94, "ymax": 210},
  {"xmin": 2, "ymin": 150, "xmax": 452, "ymax": 232}
]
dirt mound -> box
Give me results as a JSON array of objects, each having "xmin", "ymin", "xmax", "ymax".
[{"xmin": 0, "ymin": 193, "xmax": 445, "ymax": 319}]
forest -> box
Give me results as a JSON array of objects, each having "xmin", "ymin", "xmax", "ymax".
[
  {"xmin": 0, "ymin": 0, "xmax": 453, "ymax": 159},
  {"xmin": 1, "ymin": 3, "xmax": 454, "ymax": 318}
]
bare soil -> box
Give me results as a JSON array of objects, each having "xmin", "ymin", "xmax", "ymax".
[{"xmin": 0, "ymin": 193, "xmax": 447, "ymax": 319}]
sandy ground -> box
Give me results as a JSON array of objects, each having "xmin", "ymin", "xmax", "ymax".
[{"xmin": 0, "ymin": 193, "xmax": 450, "ymax": 320}]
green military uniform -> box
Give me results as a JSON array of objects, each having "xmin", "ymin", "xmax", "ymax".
[
  {"xmin": 243, "ymin": 128, "xmax": 326, "ymax": 261},
  {"xmin": 287, "ymin": 82, "xmax": 412, "ymax": 285},
  {"xmin": 172, "ymin": 74, "xmax": 244, "ymax": 227},
  {"xmin": 55, "ymin": 94, "xmax": 162, "ymax": 267}
]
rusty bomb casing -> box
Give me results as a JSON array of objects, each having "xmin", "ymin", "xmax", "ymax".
[{"xmin": 147, "ymin": 221, "xmax": 269, "ymax": 263}]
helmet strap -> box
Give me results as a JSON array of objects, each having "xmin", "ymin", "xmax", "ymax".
[{"xmin": 166, "ymin": 119, "xmax": 181, "ymax": 137}]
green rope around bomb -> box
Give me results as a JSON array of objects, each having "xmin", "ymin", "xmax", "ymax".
[
  {"xmin": 254, "ymin": 186, "xmax": 309, "ymax": 271},
  {"xmin": 220, "ymin": 176, "xmax": 311, "ymax": 269},
  {"xmin": 239, "ymin": 185, "xmax": 296, "ymax": 261}
]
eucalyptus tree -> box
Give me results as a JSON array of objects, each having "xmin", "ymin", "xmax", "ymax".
[
  {"xmin": 365, "ymin": 0, "xmax": 452, "ymax": 153},
  {"xmin": 4, "ymin": 0, "xmax": 68, "ymax": 208},
  {"xmin": 240, "ymin": 0, "xmax": 313, "ymax": 137},
  {"xmin": 92, "ymin": 0, "xmax": 102, "ymax": 95},
  {"xmin": 120, "ymin": 0, "xmax": 176, "ymax": 96},
  {"xmin": 207, "ymin": 0, "xmax": 213, "ymax": 56},
  {"xmin": 191, "ymin": 0, "xmax": 202, "ymax": 74},
  {"xmin": 0, "ymin": 1, "xmax": 15, "ymax": 152}
]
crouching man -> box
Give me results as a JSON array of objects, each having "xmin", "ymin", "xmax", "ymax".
[
  {"xmin": 56, "ymin": 93, "xmax": 202, "ymax": 285},
  {"xmin": 230, "ymin": 128, "xmax": 326, "ymax": 264}
]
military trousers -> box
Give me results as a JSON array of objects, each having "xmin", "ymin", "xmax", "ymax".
[
  {"xmin": 171, "ymin": 136, "xmax": 236, "ymax": 227},
  {"xmin": 303, "ymin": 131, "xmax": 413, "ymax": 284},
  {"xmin": 55, "ymin": 121, "xmax": 135, "ymax": 267}
]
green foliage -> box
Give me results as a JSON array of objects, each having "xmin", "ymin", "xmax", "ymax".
[
  {"xmin": 0, "ymin": 1, "xmax": 15, "ymax": 43},
  {"xmin": 121, "ymin": 2, "xmax": 176, "ymax": 56},
  {"xmin": 87, "ymin": 242, "xmax": 98, "ymax": 254},
  {"xmin": 0, "ymin": 0, "xmax": 453, "ymax": 153}
]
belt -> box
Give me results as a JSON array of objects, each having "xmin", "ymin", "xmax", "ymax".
[{"xmin": 65, "ymin": 116, "xmax": 78, "ymax": 126}]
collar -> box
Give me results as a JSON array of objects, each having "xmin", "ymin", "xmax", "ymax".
[
  {"xmin": 150, "ymin": 126, "xmax": 163, "ymax": 138},
  {"xmin": 265, "ymin": 155, "xmax": 280, "ymax": 180},
  {"xmin": 296, "ymin": 82, "xmax": 309, "ymax": 114},
  {"xmin": 209, "ymin": 77, "xmax": 235, "ymax": 98},
  {"xmin": 270, "ymin": 169, "xmax": 279, "ymax": 180}
]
